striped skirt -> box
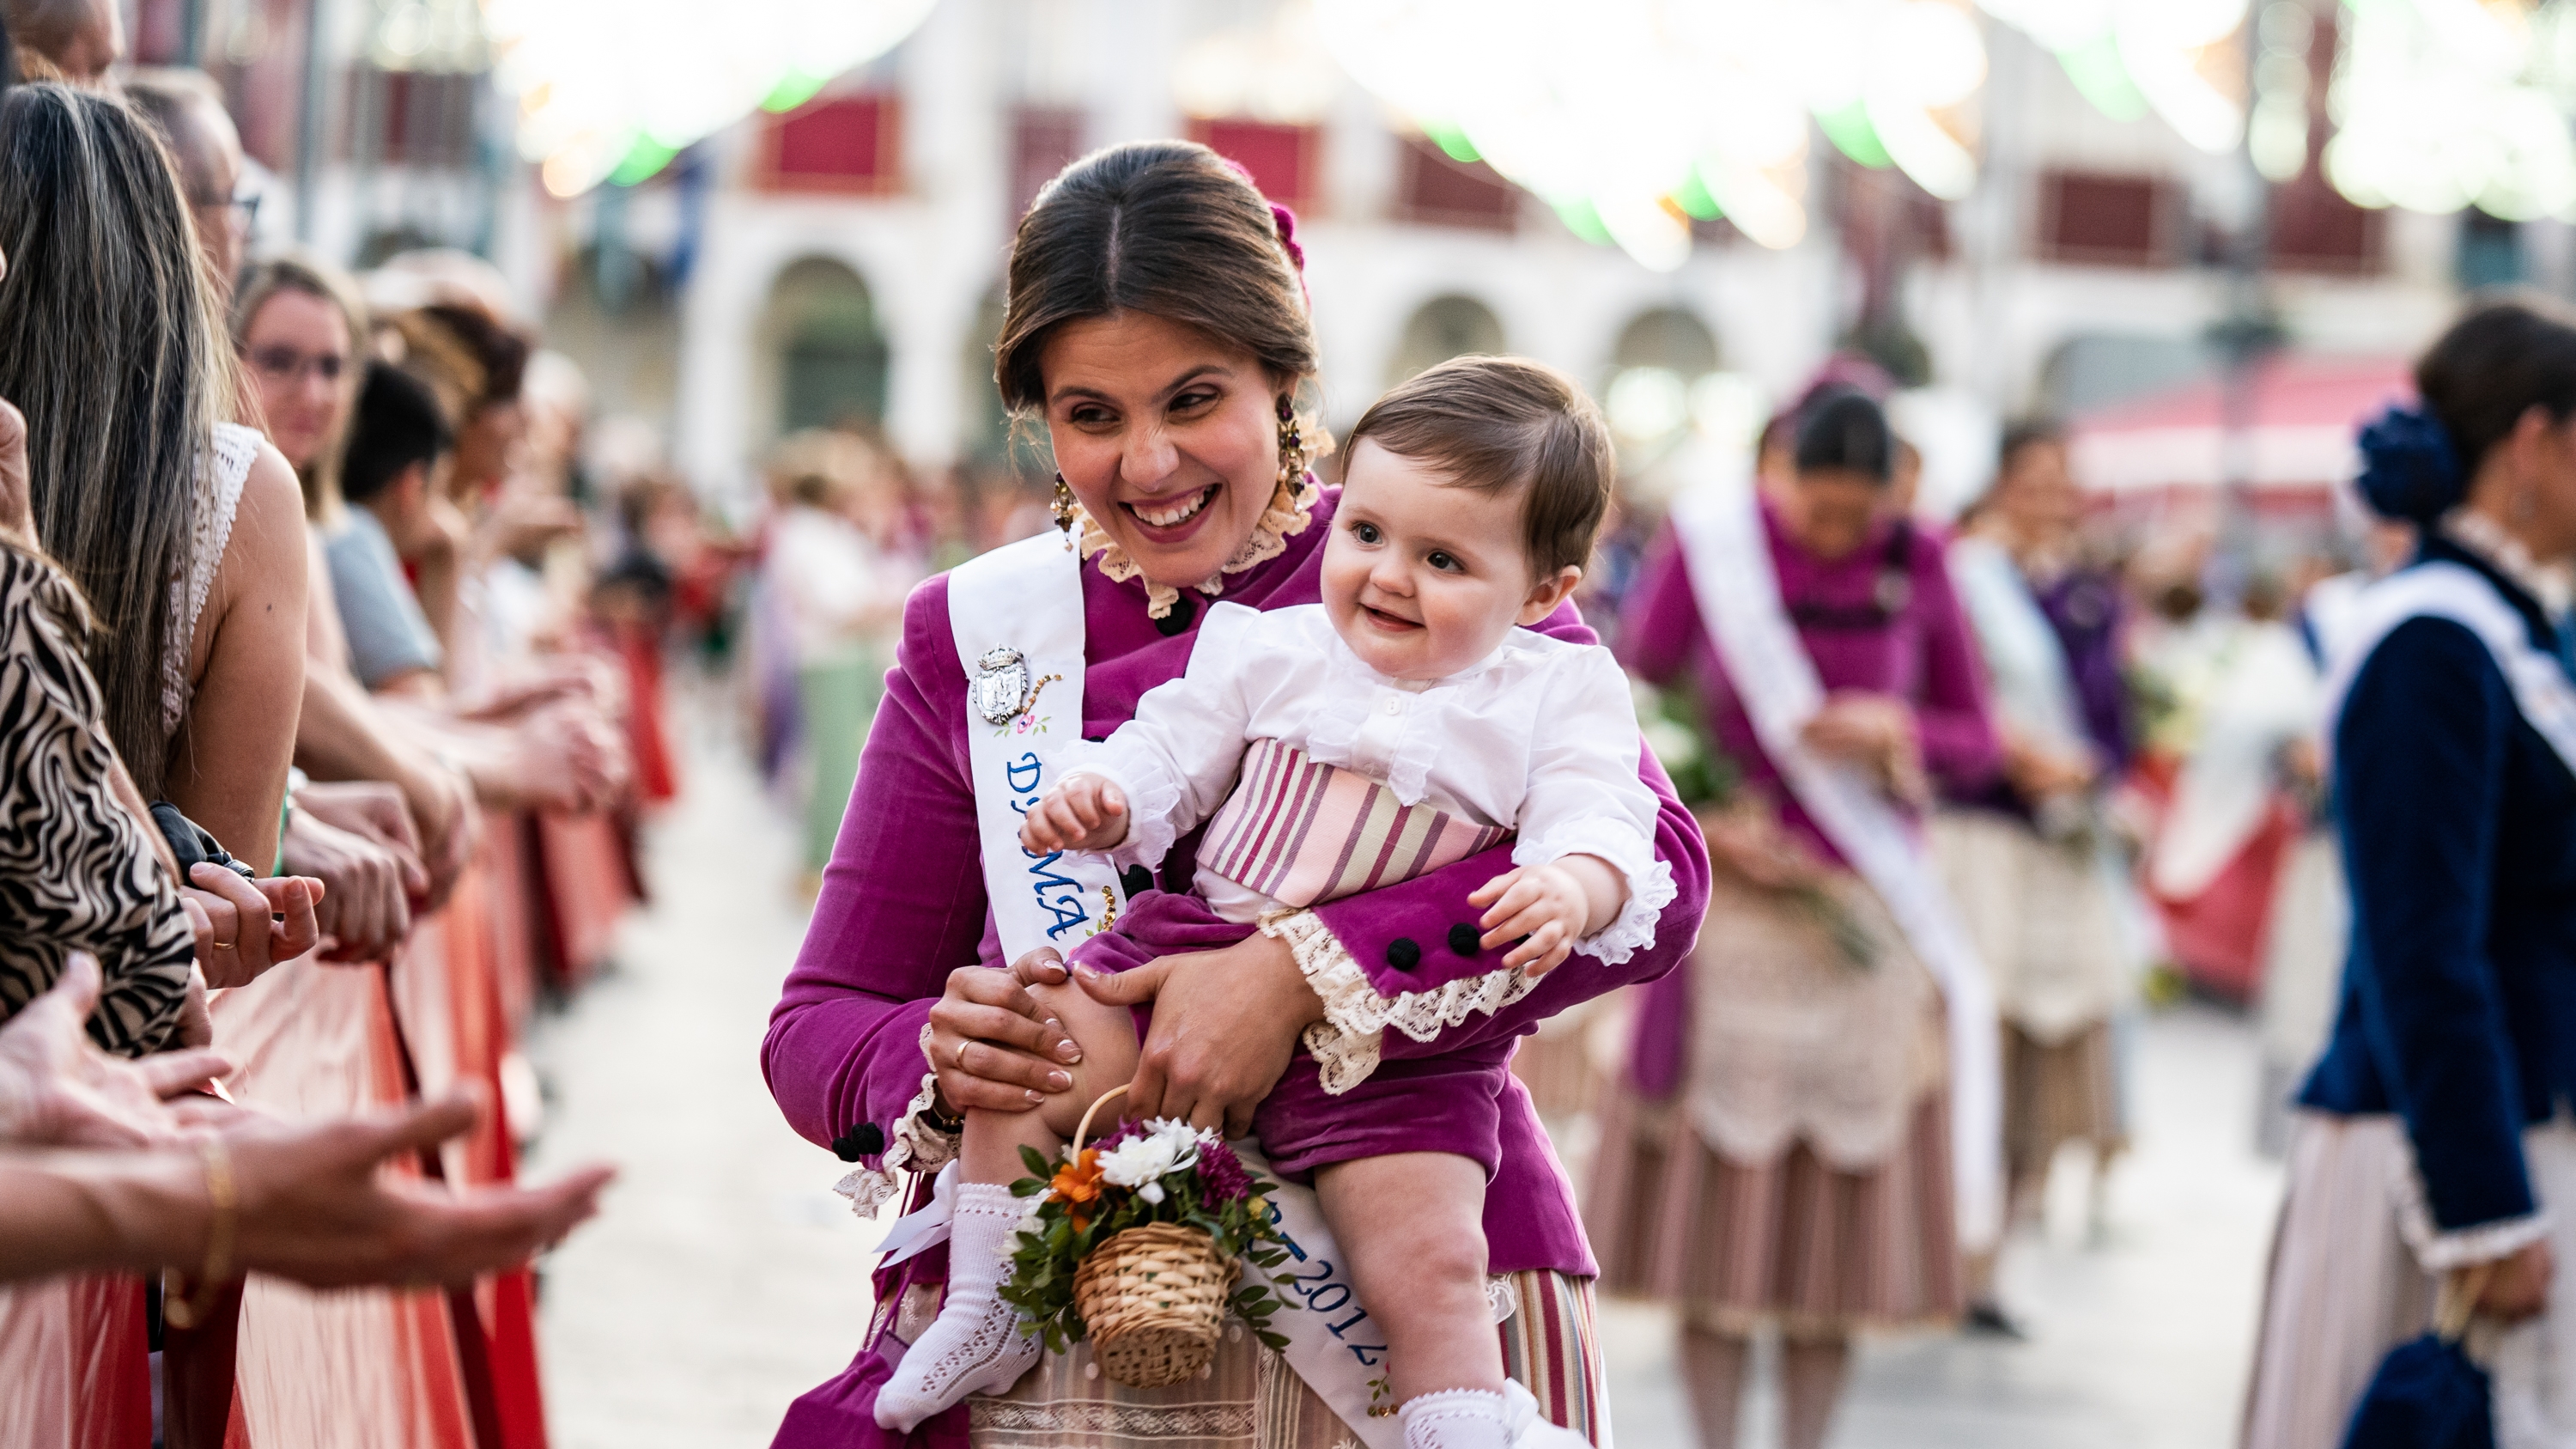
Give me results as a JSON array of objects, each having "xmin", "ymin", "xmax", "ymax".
[
  {"xmin": 2002, "ymin": 1019, "xmax": 2124, "ymax": 1184},
  {"xmin": 2241, "ymin": 1112, "xmax": 2576, "ymax": 1449},
  {"xmin": 964, "ymin": 1269, "xmax": 1608, "ymax": 1447},
  {"xmin": 1586, "ymin": 1087, "xmax": 1964, "ymax": 1337}
]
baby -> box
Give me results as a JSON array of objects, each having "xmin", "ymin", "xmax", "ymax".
[{"xmin": 878, "ymin": 357, "xmax": 1670, "ymax": 1448}]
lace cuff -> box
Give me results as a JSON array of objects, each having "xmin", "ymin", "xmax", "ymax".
[
  {"xmin": 1513, "ymin": 819, "xmax": 1677, "ymax": 967},
  {"xmin": 832, "ymin": 1072, "xmax": 961, "ymax": 1219},
  {"xmin": 2392, "ymin": 1151, "xmax": 2551, "ymax": 1272},
  {"xmin": 1261, "ymin": 910, "xmax": 1543, "ymax": 1095}
]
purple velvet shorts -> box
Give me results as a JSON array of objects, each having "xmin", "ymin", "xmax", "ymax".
[{"xmin": 1069, "ymin": 889, "xmax": 1514, "ymax": 1181}]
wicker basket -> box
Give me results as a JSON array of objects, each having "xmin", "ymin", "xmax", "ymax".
[{"xmin": 1066, "ymin": 1086, "xmax": 1241, "ymax": 1387}]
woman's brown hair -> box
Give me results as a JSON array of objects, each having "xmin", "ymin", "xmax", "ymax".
[
  {"xmin": 993, "ymin": 141, "xmax": 1317, "ymax": 419},
  {"xmin": 0, "ymin": 82, "xmax": 236, "ymax": 797}
]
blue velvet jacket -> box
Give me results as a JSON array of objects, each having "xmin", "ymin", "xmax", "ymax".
[{"xmin": 2299, "ymin": 537, "xmax": 2576, "ymax": 1238}]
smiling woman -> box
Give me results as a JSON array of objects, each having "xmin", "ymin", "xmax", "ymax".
[{"xmin": 764, "ymin": 140, "xmax": 1711, "ymax": 1449}]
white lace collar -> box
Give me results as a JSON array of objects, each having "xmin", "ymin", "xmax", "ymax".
[
  {"xmin": 2444, "ymin": 509, "xmax": 2575, "ymax": 619},
  {"xmin": 1074, "ymin": 474, "xmax": 1320, "ymax": 619}
]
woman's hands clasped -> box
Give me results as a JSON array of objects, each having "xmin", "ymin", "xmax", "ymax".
[{"xmin": 923, "ymin": 934, "xmax": 1322, "ymax": 1140}]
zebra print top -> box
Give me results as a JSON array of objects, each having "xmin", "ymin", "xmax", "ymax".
[{"xmin": 0, "ymin": 545, "xmax": 195, "ymax": 1056}]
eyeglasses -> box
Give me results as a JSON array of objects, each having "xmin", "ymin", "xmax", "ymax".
[
  {"xmin": 191, "ymin": 188, "xmax": 261, "ymax": 232},
  {"xmin": 245, "ymin": 346, "xmax": 347, "ymax": 385}
]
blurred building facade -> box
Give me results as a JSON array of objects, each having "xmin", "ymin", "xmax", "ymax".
[{"xmin": 121, "ymin": 0, "xmax": 2573, "ymax": 506}]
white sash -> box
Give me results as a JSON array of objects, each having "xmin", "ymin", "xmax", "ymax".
[
  {"xmin": 937, "ymin": 531, "xmax": 1402, "ymax": 1445},
  {"xmin": 949, "ymin": 532, "xmax": 1127, "ymax": 959},
  {"xmin": 1671, "ymin": 480, "xmax": 2004, "ymax": 1251},
  {"xmin": 2322, "ymin": 560, "xmax": 2576, "ymax": 779}
]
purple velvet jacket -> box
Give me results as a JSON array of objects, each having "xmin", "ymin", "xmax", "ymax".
[
  {"xmin": 762, "ymin": 490, "xmax": 1710, "ymax": 1445},
  {"xmin": 1613, "ymin": 502, "xmax": 1999, "ymax": 1096},
  {"xmin": 1953, "ymin": 563, "xmax": 2134, "ymax": 819}
]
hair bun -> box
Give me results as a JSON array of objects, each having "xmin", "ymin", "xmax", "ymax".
[{"xmin": 2354, "ymin": 402, "xmax": 2464, "ymax": 523}]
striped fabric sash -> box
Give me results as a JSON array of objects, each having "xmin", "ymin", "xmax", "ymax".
[{"xmin": 1199, "ymin": 738, "xmax": 1509, "ymax": 908}]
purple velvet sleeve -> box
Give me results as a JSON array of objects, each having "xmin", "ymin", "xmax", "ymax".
[
  {"xmin": 1905, "ymin": 531, "xmax": 2004, "ymax": 795},
  {"xmin": 1306, "ymin": 597, "xmax": 1710, "ymax": 1054},
  {"xmin": 1614, "ymin": 523, "xmax": 1698, "ymax": 689},
  {"xmin": 762, "ymin": 575, "xmax": 991, "ymax": 1156}
]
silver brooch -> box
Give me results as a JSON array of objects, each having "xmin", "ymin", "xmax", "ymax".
[{"xmin": 971, "ymin": 646, "xmax": 1034, "ymax": 726}]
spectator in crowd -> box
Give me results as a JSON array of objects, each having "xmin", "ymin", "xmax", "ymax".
[
  {"xmin": 234, "ymin": 254, "xmax": 481, "ymax": 910},
  {"xmin": 0, "ymin": 82, "xmax": 313, "ymax": 985},
  {"xmin": 3, "ymin": 0, "xmax": 118, "ymax": 80},
  {"xmin": 0, "ymin": 954, "xmax": 612, "ymax": 1289},
  {"xmin": 123, "ymin": 68, "xmax": 248, "ymax": 296}
]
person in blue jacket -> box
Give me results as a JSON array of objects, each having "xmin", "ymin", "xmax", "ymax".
[{"xmin": 2243, "ymin": 297, "xmax": 2576, "ymax": 1449}]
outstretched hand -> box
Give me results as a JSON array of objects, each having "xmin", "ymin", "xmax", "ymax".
[
  {"xmin": 1468, "ymin": 855, "xmax": 1623, "ymax": 976},
  {"xmin": 0, "ymin": 953, "xmax": 233, "ymax": 1149},
  {"xmin": 1018, "ymin": 775, "xmax": 1130, "ymax": 854},
  {"xmin": 222, "ymin": 1092, "xmax": 614, "ymax": 1289}
]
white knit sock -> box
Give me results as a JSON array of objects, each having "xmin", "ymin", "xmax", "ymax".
[
  {"xmin": 873, "ymin": 1184, "xmax": 1041, "ymax": 1430},
  {"xmin": 1399, "ymin": 1383, "xmax": 1589, "ymax": 1449}
]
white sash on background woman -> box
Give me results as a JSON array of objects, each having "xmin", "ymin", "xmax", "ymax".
[{"xmin": 1670, "ymin": 478, "xmax": 2005, "ymax": 1251}]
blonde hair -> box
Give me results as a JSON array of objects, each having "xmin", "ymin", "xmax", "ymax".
[{"xmin": 232, "ymin": 252, "xmax": 370, "ymax": 522}]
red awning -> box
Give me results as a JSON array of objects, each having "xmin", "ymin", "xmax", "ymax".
[{"xmin": 2068, "ymin": 354, "xmax": 2413, "ymax": 494}]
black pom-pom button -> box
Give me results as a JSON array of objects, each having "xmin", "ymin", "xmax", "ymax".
[
  {"xmin": 1449, "ymin": 923, "xmax": 1481, "ymax": 956},
  {"xmin": 832, "ymin": 1122, "xmax": 887, "ymax": 1162},
  {"xmin": 1386, "ymin": 937, "xmax": 1422, "ymax": 971}
]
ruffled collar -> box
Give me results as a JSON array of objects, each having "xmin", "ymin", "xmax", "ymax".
[
  {"xmin": 1074, "ymin": 474, "xmax": 1320, "ymax": 619},
  {"xmin": 2444, "ymin": 509, "xmax": 2574, "ymax": 619}
]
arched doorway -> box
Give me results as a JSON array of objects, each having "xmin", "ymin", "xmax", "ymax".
[
  {"xmin": 1386, "ymin": 294, "xmax": 1506, "ymax": 388},
  {"xmin": 1603, "ymin": 307, "xmax": 1724, "ymax": 462},
  {"xmin": 757, "ymin": 257, "xmax": 890, "ymax": 441}
]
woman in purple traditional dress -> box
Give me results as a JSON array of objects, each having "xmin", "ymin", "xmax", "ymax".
[
  {"xmin": 1930, "ymin": 422, "xmax": 2138, "ymax": 1282},
  {"xmin": 762, "ymin": 141, "xmax": 1710, "ymax": 1449},
  {"xmin": 1585, "ymin": 388, "xmax": 2002, "ymax": 1449}
]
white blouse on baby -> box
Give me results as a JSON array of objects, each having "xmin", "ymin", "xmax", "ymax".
[{"xmin": 1068, "ymin": 601, "xmax": 1674, "ymax": 965}]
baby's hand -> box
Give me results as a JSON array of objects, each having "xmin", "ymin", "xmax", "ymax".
[
  {"xmin": 1466, "ymin": 855, "xmax": 1625, "ymax": 977},
  {"xmin": 1019, "ymin": 775, "xmax": 1131, "ymax": 853}
]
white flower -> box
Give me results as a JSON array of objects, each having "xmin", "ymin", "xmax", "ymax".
[
  {"xmin": 1017, "ymin": 1196, "xmax": 1048, "ymax": 1240},
  {"xmin": 1098, "ymin": 1134, "xmax": 1183, "ymax": 1189},
  {"xmin": 1137, "ymin": 1182, "xmax": 1166, "ymax": 1205},
  {"xmin": 1144, "ymin": 1118, "xmax": 1207, "ymax": 1173}
]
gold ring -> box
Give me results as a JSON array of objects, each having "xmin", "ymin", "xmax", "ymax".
[
  {"xmin": 212, "ymin": 940, "xmax": 237, "ymax": 952},
  {"xmin": 955, "ymin": 1040, "xmax": 970, "ymax": 1073}
]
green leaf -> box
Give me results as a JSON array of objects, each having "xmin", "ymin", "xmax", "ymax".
[
  {"xmin": 1010, "ymin": 1178, "xmax": 1047, "ymax": 1197},
  {"xmin": 1019, "ymin": 1145, "xmax": 1054, "ymax": 1179}
]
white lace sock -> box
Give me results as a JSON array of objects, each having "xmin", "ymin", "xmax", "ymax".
[
  {"xmin": 1399, "ymin": 1383, "xmax": 1590, "ymax": 1449},
  {"xmin": 873, "ymin": 1184, "xmax": 1041, "ymax": 1430}
]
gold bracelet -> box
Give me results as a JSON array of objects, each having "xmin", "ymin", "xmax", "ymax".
[{"xmin": 161, "ymin": 1135, "xmax": 236, "ymax": 1331}]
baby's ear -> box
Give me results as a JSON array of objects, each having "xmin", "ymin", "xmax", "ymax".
[{"xmin": 1516, "ymin": 565, "xmax": 1583, "ymax": 625}]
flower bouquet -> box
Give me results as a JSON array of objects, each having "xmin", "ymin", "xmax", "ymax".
[{"xmin": 999, "ymin": 1085, "xmax": 1297, "ymax": 1387}]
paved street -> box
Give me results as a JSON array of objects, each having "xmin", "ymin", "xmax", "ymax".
[{"xmin": 526, "ymin": 710, "xmax": 2285, "ymax": 1449}]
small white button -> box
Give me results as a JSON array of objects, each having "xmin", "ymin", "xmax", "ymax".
[{"xmin": 1382, "ymin": 697, "xmax": 1402, "ymax": 715}]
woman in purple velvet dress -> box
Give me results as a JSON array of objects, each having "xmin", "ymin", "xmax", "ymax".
[
  {"xmin": 1930, "ymin": 422, "xmax": 2137, "ymax": 1276},
  {"xmin": 1584, "ymin": 389, "xmax": 2002, "ymax": 1449},
  {"xmin": 762, "ymin": 141, "xmax": 1709, "ymax": 1449}
]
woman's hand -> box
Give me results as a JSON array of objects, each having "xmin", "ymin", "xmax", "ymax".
[
  {"xmin": 1801, "ymin": 691, "xmax": 1927, "ymax": 804},
  {"xmin": 182, "ymin": 866, "xmax": 324, "ymax": 988},
  {"xmin": 220, "ymin": 1093, "xmax": 614, "ymax": 1289},
  {"xmin": 2477, "ymin": 1239, "xmax": 2555, "ymax": 1323},
  {"xmin": 0, "ymin": 953, "xmax": 232, "ymax": 1148},
  {"xmin": 279, "ymin": 807, "xmax": 420, "ymax": 964},
  {"xmin": 1701, "ymin": 798, "xmax": 1825, "ymax": 892},
  {"xmin": 921, "ymin": 950, "xmax": 1085, "ymax": 1113},
  {"xmin": 1076, "ymin": 931, "xmax": 1321, "ymax": 1138}
]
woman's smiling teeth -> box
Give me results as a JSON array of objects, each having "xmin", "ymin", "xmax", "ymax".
[{"xmin": 1127, "ymin": 484, "xmax": 1218, "ymax": 528}]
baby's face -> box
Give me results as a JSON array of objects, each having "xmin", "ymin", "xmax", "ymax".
[{"xmin": 1321, "ymin": 440, "xmax": 1575, "ymax": 681}]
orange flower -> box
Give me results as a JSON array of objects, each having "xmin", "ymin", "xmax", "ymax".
[{"xmin": 1050, "ymin": 1148, "xmax": 1103, "ymax": 1209}]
